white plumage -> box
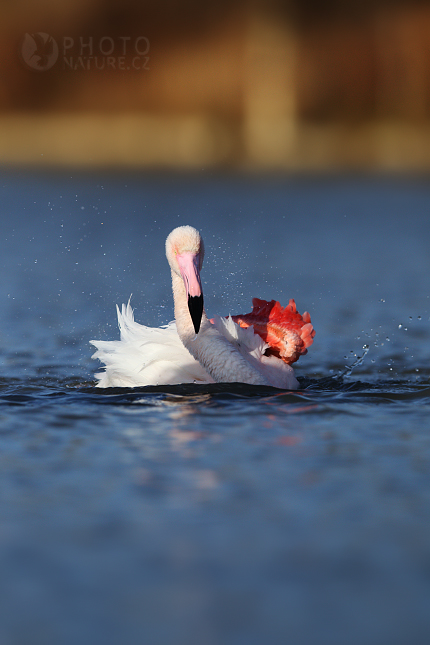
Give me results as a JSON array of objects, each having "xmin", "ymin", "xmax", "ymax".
[
  {"xmin": 91, "ymin": 226, "xmax": 299, "ymax": 389},
  {"xmin": 92, "ymin": 302, "xmax": 213, "ymax": 387}
]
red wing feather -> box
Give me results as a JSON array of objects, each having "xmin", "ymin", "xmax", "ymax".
[{"xmin": 231, "ymin": 298, "xmax": 315, "ymax": 365}]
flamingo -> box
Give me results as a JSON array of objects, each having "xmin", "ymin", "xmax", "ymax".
[{"xmin": 91, "ymin": 225, "xmax": 315, "ymax": 389}]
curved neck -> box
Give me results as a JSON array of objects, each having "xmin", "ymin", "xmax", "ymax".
[
  {"xmin": 171, "ymin": 270, "xmax": 210, "ymax": 342},
  {"xmin": 171, "ymin": 270, "xmax": 269, "ymax": 386}
]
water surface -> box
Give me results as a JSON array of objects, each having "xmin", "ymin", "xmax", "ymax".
[{"xmin": 0, "ymin": 170, "xmax": 429, "ymax": 644}]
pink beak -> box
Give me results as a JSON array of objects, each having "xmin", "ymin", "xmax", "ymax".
[{"xmin": 177, "ymin": 252, "xmax": 204, "ymax": 334}]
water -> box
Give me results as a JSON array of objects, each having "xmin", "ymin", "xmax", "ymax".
[{"xmin": 1, "ymin": 169, "xmax": 430, "ymax": 645}]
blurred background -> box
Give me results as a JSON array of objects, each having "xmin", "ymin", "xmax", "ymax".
[{"xmin": 3, "ymin": 0, "xmax": 430, "ymax": 171}]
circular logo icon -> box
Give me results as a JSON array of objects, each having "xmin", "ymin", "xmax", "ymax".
[{"xmin": 21, "ymin": 33, "xmax": 58, "ymax": 71}]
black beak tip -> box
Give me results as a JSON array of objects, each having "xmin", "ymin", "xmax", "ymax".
[{"xmin": 188, "ymin": 295, "xmax": 203, "ymax": 334}]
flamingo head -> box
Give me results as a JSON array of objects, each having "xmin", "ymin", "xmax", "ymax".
[{"xmin": 166, "ymin": 226, "xmax": 205, "ymax": 334}]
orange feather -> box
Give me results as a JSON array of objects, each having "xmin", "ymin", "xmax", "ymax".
[{"xmin": 231, "ymin": 298, "xmax": 315, "ymax": 365}]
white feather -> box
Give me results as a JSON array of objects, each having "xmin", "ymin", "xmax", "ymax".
[
  {"xmin": 91, "ymin": 304, "xmax": 298, "ymax": 389},
  {"xmin": 91, "ymin": 302, "xmax": 213, "ymax": 387},
  {"xmin": 211, "ymin": 315, "xmax": 298, "ymax": 389}
]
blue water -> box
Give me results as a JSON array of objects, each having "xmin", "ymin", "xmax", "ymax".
[{"xmin": 1, "ymin": 169, "xmax": 430, "ymax": 644}]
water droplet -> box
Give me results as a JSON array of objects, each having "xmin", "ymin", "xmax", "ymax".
[
  {"xmin": 386, "ymin": 337, "xmax": 390, "ymax": 342},
  {"xmin": 398, "ymin": 324, "xmax": 402, "ymax": 329},
  {"xmin": 417, "ymin": 316, "xmax": 422, "ymax": 320},
  {"xmin": 379, "ymin": 298, "xmax": 385, "ymax": 303}
]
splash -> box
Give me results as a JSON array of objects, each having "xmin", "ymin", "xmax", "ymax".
[{"xmin": 340, "ymin": 344, "xmax": 370, "ymax": 379}]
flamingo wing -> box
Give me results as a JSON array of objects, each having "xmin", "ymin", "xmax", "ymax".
[
  {"xmin": 231, "ymin": 298, "xmax": 315, "ymax": 366},
  {"xmin": 91, "ymin": 302, "xmax": 213, "ymax": 387}
]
